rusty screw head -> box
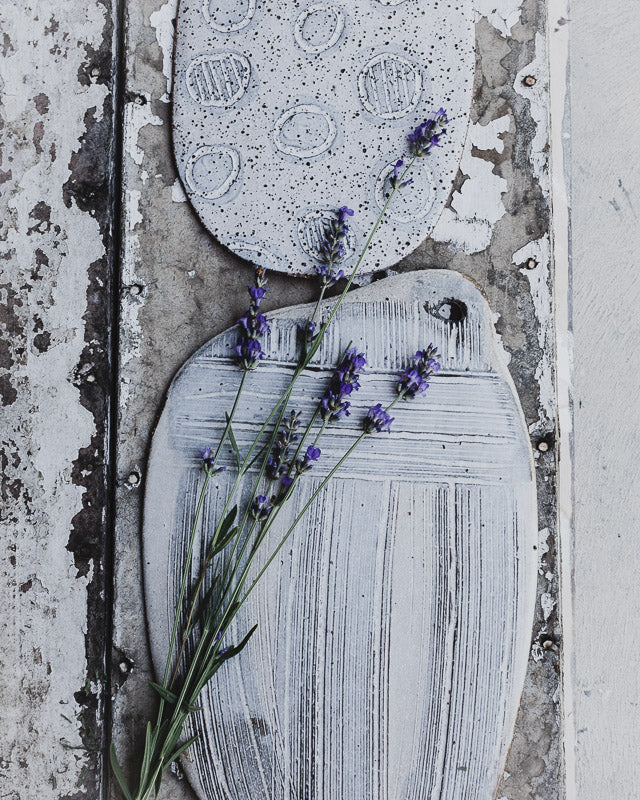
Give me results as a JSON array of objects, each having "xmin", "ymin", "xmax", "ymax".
[
  {"xmin": 525, "ymin": 257, "xmax": 538, "ymax": 270},
  {"xmin": 523, "ymin": 75, "xmax": 537, "ymax": 87}
]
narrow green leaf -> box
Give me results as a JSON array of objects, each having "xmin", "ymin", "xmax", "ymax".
[
  {"xmin": 194, "ymin": 574, "xmax": 221, "ymax": 626},
  {"xmin": 205, "ymin": 505, "xmax": 238, "ymax": 563},
  {"xmin": 221, "ymin": 504, "xmax": 238, "ymax": 536},
  {"xmin": 217, "ymin": 623, "xmax": 258, "ymax": 663},
  {"xmin": 211, "ymin": 525, "xmax": 238, "ymax": 556},
  {"xmin": 246, "ymin": 439, "xmax": 270, "ymax": 470},
  {"xmin": 165, "ymin": 734, "xmax": 199, "ymax": 766},
  {"xmin": 225, "ymin": 414, "xmax": 242, "ymax": 470},
  {"xmin": 139, "ymin": 721, "xmax": 154, "ymax": 786},
  {"xmin": 149, "ymin": 681, "xmax": 177, "ymax": 704},
  {"xmin": 109, "ymin": 743, "xmax": 133, "ymax": 800}
]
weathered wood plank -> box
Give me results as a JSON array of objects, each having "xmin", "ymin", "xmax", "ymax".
[
  {"xmin": 568, "ymin": 2, "xmax": 640, "ymax": 797},
  {"xmin": 0, "ymin": 0, "xmax": 117, "ymax": 796}
]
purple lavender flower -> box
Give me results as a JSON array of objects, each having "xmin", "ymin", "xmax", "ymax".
[
  {"xmin": 281, "ymin": 475, "xmax": 294, "ymax": 490},
  {"xmin": 214, "ymin": 630, "xmax": 230, "ymax": 655},
  {"xmin": 363, "ymin": 403, "xmax": 394, "ymax": 434},
  {"xmin": 298, "ymin": 319, "xmax": 318, "ymax": 346},
  {"xmin": 320, "ymin": 346, "xmax": 367, "ymax": 423},
  {"xmin": 266, "ymin": 411, "xmax": 300, "ymax": 480},
  {"xmin": 315, "ymin": 206, "xmax": 354, "ymax": 287},
  {"xmin": 235, "ymin": 267, "xmax": 270, "ymax": 370},
  {"xmin": 389, "ymin": 159, "xmax": 414, "ymax": 192},
  {"xmin": 296, "ymin": 445, "xmax": 321, "ymax": 473},
  {"xmin": 250, "ymin": 495, "xmax": 273, "ymax": 521},
  {"xmin": 199, "ymin": 446, "xmax": 227, "ymax": 473},
  {"xmin": 407, "ymin": 109, "xmax": 448, "ymax": 158},
  {"xmin": 397, "ymin": 345, "xmax": 441, "ymax": 399}
]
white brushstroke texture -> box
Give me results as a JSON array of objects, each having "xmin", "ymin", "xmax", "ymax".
[{"xmin": 144, "ymin": 271, "xmax": 537, "ymax": 800}]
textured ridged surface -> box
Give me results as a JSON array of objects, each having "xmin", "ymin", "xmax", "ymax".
[
  {"xmin": 172, "ymin": 1, "xmax": 474, "ymax": 275},
  {"xmin": 144, "ymin": 270, "xmax": 537, "ymax": 799}
]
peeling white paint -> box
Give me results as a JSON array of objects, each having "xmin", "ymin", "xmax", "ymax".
[
  {"xmin": 126, "ymin": 189, "xmax": 143, "ymax": 230},
  {"xmin": 432, "ymin": 116, "xmax": 510, "ymax": 254},
  {"xmin": 541, "ymin": 592, "xmax": 556, "ymax": 622},
  {"xmin": 172, "ymin": 177, "xmax": 188, "ymax": 203},
  {"xmin": 538, "ymin": 527, "xmax": 551, "ymax": 574},
  {"xmin": 514, "ymin": 33, "xmax": 550, "ymax": 194},
  {"xmin": 475, "ymin": 0, "xmax": 522, "ymax": 37},
  {"xmin": 123, "ymin": 96, "xmax": 163, "ymax": 167},
  {"xmin": 0, "ymin": 1, "xmax": 109, "ymax": 794},
  {"xmin": 150, "ymin": 0, "xmax": 179, "ymax": 99},
  {"xmin": 515, "ymin": 235, "xmax": 555, "ymax": 427},
  {"xmin": 120, "ymin": 98, "xmax": 163, "ymax": 410}
]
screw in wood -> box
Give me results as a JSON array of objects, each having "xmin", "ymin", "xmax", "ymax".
[{"xmin": 523, "ymin": 75, "xmax": 537, "ymax": 87}]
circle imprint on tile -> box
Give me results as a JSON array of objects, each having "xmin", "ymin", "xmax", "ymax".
[
  {"xmin": 202, "ymin": 0, "xmax": 256, "ymax": 32},
  {"xmin": 294, "ymin": 5, "xmax": 345, "ymax": 54},
  {"xmin": 298, "ymin": 210, "xmax": 357, "ymax": 262},
  {"xmin": 375, "ymin": 161, "xmax": 436, "ymax": 222},
  {"xmin": 227, "ymin": 241, "xmax": 281, "ymax": 271},
  {"xmin": 185, "ymin": 145, "xmax": 241, "ymax": 200},
  {"xmin": 273, "ymin": 105, "xmax": 337, "ymax": 158},
  {"xmin": 185, "ymin": 53, "xmax": 251, "ymax": 108},
  {"xmin": 358, "ymin": 53, "xmax": 423, "ymax": 119}
]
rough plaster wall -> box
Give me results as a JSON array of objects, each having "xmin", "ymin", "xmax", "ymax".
[
  {"xmin": 111, "ymin": 0, "xmax": 562, "ymax": 798},
  {"xmin": 569, "ymin": 2, "xmax": 640, "ymax": 797},
  {"xmin": 0, "ymin": 1, "xmax": 116, "ymax": 796}
]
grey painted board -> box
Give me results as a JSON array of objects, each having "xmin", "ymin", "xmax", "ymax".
[
  {"xmin": 172, "ymin": 0, "xmax": 474, "ymax": 275},
  {"xmin": 567, "ymin": 1, "xmax": 640, "ymax": 796},
  {"xmin": 144, "ymin": 270, "xmax": 537, "ymax": 799},
  {"xmin": 0, "ymin": 1, "xmax": 117, "ymax": 796}
]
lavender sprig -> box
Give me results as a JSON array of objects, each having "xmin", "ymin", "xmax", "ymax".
[
  {"xmin": 363, "ymin": 403, "xmax": 394, "ymax": 434},
  {"xmin": 112, "ymin": 113, "xmax": 450, "ymax": 800},
  {"xmin": 397, "ymin": 345, "xmax": 441, "ymax": 399},
  {"xmin": 315, "ymin": 206, "xmax": 354, "ymax": 287},
  {"xmin": 408, "ymin": 108, "xmax": 449, "ymax": 158},
  {"xmin": 266, "ymin": 411, "xmax": 301, "ymax": 479},
  {"xmin": 235, "ymin": 267, "xmax": 270, "ymax": 370},
  {"xmin": 320, "ymin": 346, "xmax": 367, "ymax": 422}
]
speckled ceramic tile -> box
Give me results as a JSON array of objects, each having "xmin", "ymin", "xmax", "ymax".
[
  {"xmin": 172, "ymin": 2, "xmax": 475, "ymax": 275},
  {"xmin": 143, "ymin": 270, "xmax": 538, "ymax": 799}
]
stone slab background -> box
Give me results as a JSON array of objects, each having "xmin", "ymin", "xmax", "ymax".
[{"xmin": 1, "ymin": 0, "xmax": 637, "ymax": 798}]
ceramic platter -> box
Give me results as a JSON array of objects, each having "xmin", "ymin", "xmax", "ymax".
[{"xmin": 144, "ymin": 270, "xmax": 537, "ymax": 799}]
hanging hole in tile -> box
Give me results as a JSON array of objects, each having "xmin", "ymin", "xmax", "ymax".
[{"xmin": 426, "ymin": 298, "xmax": 468, "ymax": 324}]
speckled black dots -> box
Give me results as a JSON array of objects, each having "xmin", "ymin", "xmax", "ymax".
[{"xmin": 172, "ymin": 0, "xmax": 475, "ymax": 276}]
